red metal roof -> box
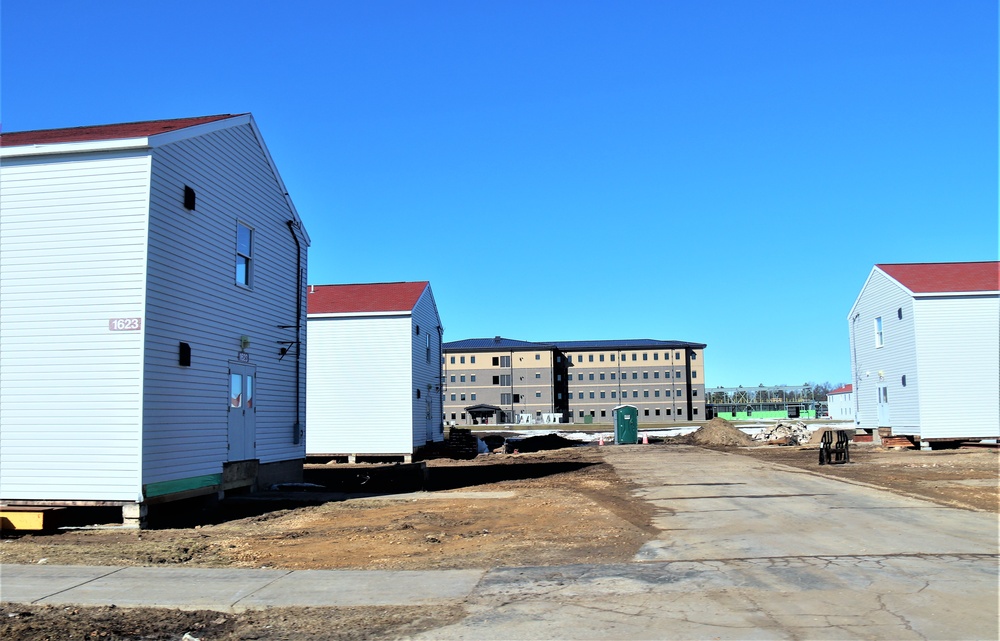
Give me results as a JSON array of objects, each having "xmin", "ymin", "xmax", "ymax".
[
  {"xmin": 1, "ymin": 114, "xmax": 241, "ymax": 147},
  {"xmin": 877, "ymin": 262, "xmax": 999, "ymax": 294},
  {"xmin": 307, "ymin": 282, "xmax": 430, "ymax": 314},
  {"xmin": 829, "ymin": 384, "xmax": 853, "ymax": 395}
]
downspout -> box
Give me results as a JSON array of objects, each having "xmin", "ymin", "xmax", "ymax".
[
  {"xmin": 286, "ymin": 220, "xmax": 303, "ymax": 445},
  {"xmin": 684, "ymin": 348, "xmax": 694, "ymax": 419},
  {"xmin": 510, "ymin": 349, "xmax": 515, "ymax": 424},
  {"xmin": 437, "ymin": 325, "xmax": 444, "ymax": 435}
]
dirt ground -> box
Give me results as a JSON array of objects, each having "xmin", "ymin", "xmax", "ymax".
[
  {"xmin": 2, "ymin": 441, "xmax": 997, "ymax": 639},
  {"xmin": 1, "ymin": 446, "xmax": 652, "ymax": 640},
  {"xmin": 721, "ymin": 442, "xmax": 999, "ymax": 512},
  {"xmin": 1, "ymin": 447, "xmax": 654, "ymax": 570}
]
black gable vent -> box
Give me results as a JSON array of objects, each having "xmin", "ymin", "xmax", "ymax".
[{"xmin": 183, "ymin": 185, "xmax": 196, "ymax": 210}]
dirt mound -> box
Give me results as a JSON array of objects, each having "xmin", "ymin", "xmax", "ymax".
[
  {"xmin": 687, "ymin": 417, "xmax": 754, "ymax": 447},
  {"xmin": 506, "ymin": 433, "xmax": 580, "ymax": 453}
]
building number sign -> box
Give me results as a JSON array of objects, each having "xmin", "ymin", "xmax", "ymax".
[{"xmin": 109, "ymin": 318, "xmax": 142, "ymax": 331}]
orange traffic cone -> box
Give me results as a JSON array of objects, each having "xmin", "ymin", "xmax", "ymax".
[
  {"xmin": 642, "ymin": 433, "xmax": 649, "ymax": 445},
  {"xmin": 598, "ymin": 435, "xmax": 605, "ymax": 446}
]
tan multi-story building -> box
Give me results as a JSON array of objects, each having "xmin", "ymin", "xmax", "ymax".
[
  {"xmin": 443, "ymin": 337, "xmax": 706, "ymax": 425},
  {"xmin": 441, "ymin": 338, "xmax": 569, "ymax": 425}
]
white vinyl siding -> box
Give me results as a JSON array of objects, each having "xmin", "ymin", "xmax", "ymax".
[
  {"xmin": 410, "ymin": 287, "xmax": 444, "ymax": 446},
  {"xmin": 827, "ymin": 392, "xmax": 855, "ymax": 420},
  {"xmin": 142, "ymin": 124, "xmax": 306, "ymax": 484},
  {"xmin": 307, "ymin": 315, "xmax": 412, "ymax": 454},
  {"xmin": 849, "ymin": 269, "xmax": 920, "ymax": 434},
  {"xmin": 0, "ymin": 152, "xmax": 151, "ymax": 501},
  {"xmin": 913, "ymin": 296, "xmax": 1000, "ymax": 439}
]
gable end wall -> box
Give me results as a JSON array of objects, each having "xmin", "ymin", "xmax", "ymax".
[
  {"xmin": 143, "ymin": 124, "xmax": 306, "ymax": 485},
  {"xmin": 410, "ymin": 287, "xmax": 444, "ymax": 446},
  {"xmin": 850, "ymin": 270, "xmax": 919, "ymax": 433}
]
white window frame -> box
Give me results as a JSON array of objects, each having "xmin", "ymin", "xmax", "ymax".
[{"xmin": 874, "ymin": 317, "xmax": 884, "ymax": 348}]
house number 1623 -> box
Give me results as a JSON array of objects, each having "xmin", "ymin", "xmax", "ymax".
[{"xmin": 109, "ymin": 318, "xmax": 142, "ymax": 331}]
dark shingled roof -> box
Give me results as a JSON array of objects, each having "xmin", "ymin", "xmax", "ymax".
[
  {"xmin": 444, "ymin": 337, "xmax": 555, "ymax": 351},
  {"xmin": 552, "ymin": 339, "xmax": 707, "ymax": 350},
  {"xmin": 444, "ymin": 337, "xmax": 707, "ymax": 351}
]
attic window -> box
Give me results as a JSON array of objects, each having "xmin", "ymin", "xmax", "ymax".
[
  {"xmin": 183, "ymin": 186, "xmax": 196, "ymax": 210},
  {"xmin": 416, "ymin": 389, "xmax": 421, "ymax": 399},
  {"xmin": 415, "ymin": 325, "xmax": 420, "ymax": 335},
  {"xmin": 897, "ymin": 308, "xmax": 903, "ymax": 320}
]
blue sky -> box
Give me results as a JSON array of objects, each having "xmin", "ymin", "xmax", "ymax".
[{"xmin": 3, "ymin": 1, "xmax": 996, "ymax": 387}]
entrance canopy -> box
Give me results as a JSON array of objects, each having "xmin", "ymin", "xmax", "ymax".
[
  {"xmin": 464, "ymin": 403, "xmax": 502, "ymax": 425},
  {"xmin": 465, "ymin": 404, "xmax": 501, "ymax": 417}
]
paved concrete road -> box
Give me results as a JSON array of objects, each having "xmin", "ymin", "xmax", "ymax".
[
  {"xmin": 3, "ymin": 446, "xmax": 997, "ymax": 639},
  {"xmin": 0, "ymin": 564, "xmax": 484, "ymax": 610},
  {"xmin": 419, "ymin": 446, "xmax": 999, "ymax": 640}
]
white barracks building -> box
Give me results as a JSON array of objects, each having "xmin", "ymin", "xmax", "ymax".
[{"xmin": 0, "ymin": 115, "xmax": 310, "ymax": 525}]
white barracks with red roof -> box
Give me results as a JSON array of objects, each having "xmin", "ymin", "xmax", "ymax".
[
  {"xmin": 826, "ymin": 384, "xmax": 854, "ymax": 421},
  {"xmin": 306, "ymin": 281, "xmax": 444, "ymax": 461},
  {"xmin": 848, "ymin": 262, "xmax": 999, "ymax": 446},
  {"xmin": 0, "ymin": 115, "xmax": 310, "ymax": 525}
]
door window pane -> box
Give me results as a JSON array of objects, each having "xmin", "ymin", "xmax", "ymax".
[
  {"xmin": 245, "ymin": 375, "xmax": 253, "ymax": 408},
  {"xmin": 230, "ymin": 373, "xmax": 242, "ymax": 407}
]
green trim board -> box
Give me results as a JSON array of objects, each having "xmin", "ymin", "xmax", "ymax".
[{"xmin": 144, "ymin": 473, "xmax": 222, "ymax": 498}]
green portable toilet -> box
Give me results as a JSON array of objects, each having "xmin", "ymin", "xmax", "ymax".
[{"xmin": 612, "ymin": 404, "xmax": 638, "ymax": 445}]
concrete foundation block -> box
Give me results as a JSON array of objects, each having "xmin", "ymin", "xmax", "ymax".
[{"xmin": 122, "ymin": 503, "xmax": 148, "ymax": 528}]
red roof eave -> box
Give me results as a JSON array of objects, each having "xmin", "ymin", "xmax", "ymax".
[{"xmin": 1, "ymin": 114, "xmax": 240, "ymax": 147}]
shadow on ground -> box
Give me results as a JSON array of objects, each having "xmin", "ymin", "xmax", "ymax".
[{"xmin": 134, "ymin": 459, "xmax": 595, "ymax": 529}]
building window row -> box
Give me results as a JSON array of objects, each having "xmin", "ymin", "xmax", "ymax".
[
  {"xmin": 446, "ymin": 393, "xmax": 479, "ymax": 401},
  {"xmin": 573, "ymin": 371, "xmax": 692, "ymax": 380},
  {"xmin": 576, "ymin": 407, "xmax": 696, "ymax": 418},
  {"xmin": 567, "ymin": 351, "xmax": 699, "ymax": 363},
  {"xmin": 569, "ymin": 389, "xmax": 686, "ymax": 396},
  {"xmin": 568, "ymin": 388, "xmax": 698, "ymax": 399}
]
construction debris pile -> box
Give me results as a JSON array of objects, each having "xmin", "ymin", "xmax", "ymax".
[{"xmin": 752, "ymin": 422, "xmax": 813, "ymax": 445}]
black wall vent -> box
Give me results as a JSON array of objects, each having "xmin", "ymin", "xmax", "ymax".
[
  {"xmin": 179, "ymin": 342, "xmax": 192, "ymax": 367},
  {"xmin": 183, "ymin": 186, "xmax": 196, "ymax": 210}
]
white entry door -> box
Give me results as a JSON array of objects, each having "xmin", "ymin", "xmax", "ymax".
[
  {"xmin": 228, "ymin": 364, "xmax": 257, "ymax": 461},
  {"xmin": 876, "ymin": 384, "xmax": 891, "ymax": 427}
]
